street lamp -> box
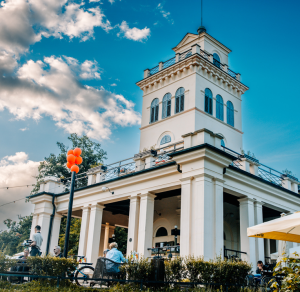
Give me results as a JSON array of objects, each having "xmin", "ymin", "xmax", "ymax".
[
  {"xmin": 171, "ymin": 225, "xmax": 180, "ymax": 246},
  {"xmin": 63, "ymin": 148, "xmax": 82, "ymax": 258}
]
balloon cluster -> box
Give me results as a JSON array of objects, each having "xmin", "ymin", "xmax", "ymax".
[{"xmin": 66, "ymin": 148, "xmax": 82, "ymax": 173}]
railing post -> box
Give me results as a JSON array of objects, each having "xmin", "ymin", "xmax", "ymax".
[
  {"xmin": 191, "ymin": 44, "xmax": 200, "ymax": 55},
  {"xmin": 236, "ymin": 73, "xmax": 241, "ymax": 81},
  {"xmin": 144, "ymin": 69, "xmax": 150, "ymax": 78},
  {"xmin": 175, "ymin": 53, "xmax": 180, "ymax": 62},
  {"xmin": 209, "ymin": 54, "xmax": 214, "ymax": 63},
  {"xmin": 159, "ymin": 61, "xmax": 163, "ymax": 71},
  {"xmin": 223, "ymin": 64, "xmax": 228, "ymax": 73}
]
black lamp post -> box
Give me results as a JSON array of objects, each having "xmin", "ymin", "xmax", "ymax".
[
  {"xmin": 109, "ymin": 234, "xmax": 116, "ymax": 243},
  {"xmin": 63, "ymin": 171, "xmax": 76, "ymax": 258}
]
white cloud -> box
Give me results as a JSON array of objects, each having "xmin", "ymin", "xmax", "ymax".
[
  {"xmin": 0, "ymin": 56, "xmax": 141, "ymax": 140},
  {"xmin": 108, "ymin": 0, "xmax": 115, "ymax": 3},
  {"xmin": 0, "ymin": 152, "xmax": 39, "ymax": 230},
  {"xmin": 110, "ymin": 83, "xmax": 117, "ymax": 86},
  {"xmin": 157, "ymin": 3, "xmax": 174, "ymax": 24},
  {"xmin": 0, "ymin": 0, "xmax": 112, "ymax": 57},
  {"xmin": 119, "ymin": 21, "xmax": 150, "ymax": 41},
  {"xmin": 20, "ymin": 127, "xmax": 29, "ymax": 131}
]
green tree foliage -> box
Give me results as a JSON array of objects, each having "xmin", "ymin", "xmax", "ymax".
[
  {"xmin": 0, "ymin": 215, "xmax": 32, "ymax": 256},
  {"xmin": 31, "ymin": 133, "xmax": 107, "ymax": 194},
  {"xmin": 114, "ymin": 227, "xmax": 128, "ymax": 254},
  {"xmin": 58, "ymin": 216, "xmax": 81, "ymax": 256}
]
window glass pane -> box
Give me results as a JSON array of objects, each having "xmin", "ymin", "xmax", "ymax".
[
  {"xmin": 226, "ymin": 101, "xmax": 234, "ymax": 127},
  {"xmin": 162, "ymin": 93, "xmax": 171, "ymax": 119},
  {"xmin": 160, "ymin": 135, "xmax": 171, "ymax": 145},
  {"xmin": 205, "ymin": 88, "xmax": 212, "ymax": 114},
  {"xmin": 156, "ymin": 227, "xmax": 168, "ymax": 237},
  {"xmin": 150, "ymin": 98, "xmax": 159, "ymax": 123},
  {"xmin": 175, "ymin": 88, "xmax": 185, "ymax": 113},
  {"xmin": 216, "ymin": 95, "xmax": 223, "ymax": 121},
  {"xmin": 221, "ymin": 139, "xmax": 225, "ymax": 147}
]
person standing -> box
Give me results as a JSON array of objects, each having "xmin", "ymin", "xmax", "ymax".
[{"xmin": 30, "ymin": 225, "xmax": 43, "ymax": 256}]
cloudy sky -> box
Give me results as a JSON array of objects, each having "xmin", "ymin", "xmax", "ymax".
[{"xmin": 0, "ymin": 0, "xmax": 300, "ymax": 229}]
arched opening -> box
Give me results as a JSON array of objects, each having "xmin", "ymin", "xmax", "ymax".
[
  {"xmin": 160, "ymin": 135, "xmax": 171, "ymax": 145},
  {"xmin": 227, "ymin": 101, "xmax": 234, "ymax": 127},
  {"xmin": 156, "ymin": 227, "xmax": 168, "ymax": 237},
  {"xmin": 216, "ymin": 94, "xmax": 224, "ymax": 121},
  {"xmin": 213, "ymin": 53, "xmax": 221, "ymax": 68}
]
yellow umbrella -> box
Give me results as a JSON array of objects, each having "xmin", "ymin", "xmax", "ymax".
[{"xmin": 247, "ymin": 211, "xmax": 300, "ymax": 243}]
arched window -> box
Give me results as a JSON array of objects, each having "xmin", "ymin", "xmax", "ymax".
[
  {"xmin": 227, "ymin": 101, "xmax": 234, "ymax": 127},
  {"xmin": 204, "ymin": 88, "xmax": 213, "ymax": 115},
  {"xmin": 156, "ymin": 227, "xmax": 168, "ymax": 237},
  {"xmin": 221, "ymin": 139, "xmax": 225, "ymax": 147},
  {"xmin": 175, "ymin": 87, "xmax": 185, "ymax": 113},
  {"xmin": 216, "ymin": 94, "xmax": 224, "ymax": 121},
  {"xmin": 160, "ymin": 135, "xmax": 171, "ymax": 145},
  {"xmin": 162, "ymin": 93, "xmax": 171, "ymax": 119},
  {"xmin": 150, "ymin": 98, "xmax": 159, "ymax": 123},
  {"xmin": 213, "ymin": 53, "xmax": 221, "ymax": 68}
]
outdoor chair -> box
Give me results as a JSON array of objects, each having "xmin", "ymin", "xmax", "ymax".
[{"xmin": 91, "ymin": 257, "xmax": 124, "ymax": 287}]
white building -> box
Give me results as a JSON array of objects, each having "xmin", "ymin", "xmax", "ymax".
[{"xmin": 29, "ymin": 27, "xmax": 300, "ymax": 269}]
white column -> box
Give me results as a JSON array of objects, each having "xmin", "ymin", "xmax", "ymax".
[
  {"xmin": 214, "ymin": 178, "xmax": 224, "ymax": 258},
  {"xmin": 137, "ymin": 193, "xmax": 156, "ymax": 258},
  {"xmin": 38, "ymin": 212, "xmax": 52, "ymax": 254},
  {"xmin": 192, "ymin": 174, "xmax": 214, "ymax": 260},
  {"xmin": 265, "ymin": 239, "xmax": 271, "ymax": 263},
  {"xmin": 30, "ymin": 214, "xmax": 39, "ymax": 240},
  {"xmin": 254, "ymin": 201, "xmax": 265, "ymax": 263},
  {"xmin": 86, "ymin": 204, "xmax": 104, "ymax": 264},
  {"xmin": 127, "ymin": 195, "xmax": 140, "ymax": 255},
  {"xmin": 103, "ymin": 223, "xmax": 110, "ymax": 251},
  {"xmin": 49, "ymin": 214, "xmax": 62, "ymax": 253},
  {"xmin": 180, "ymin": 177, "xmax": 192, "ymax": 257},
  {"xmin": 239, "ymin": 198, "xmax": 256, "ymax": 270},
  {"xmin": 78, "ymin": 206, "xmax": 91, "ymax": 257}
]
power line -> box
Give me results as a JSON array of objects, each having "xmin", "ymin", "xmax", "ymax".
[{"xmin": 0, "ymin": 184, "xmax": 35, "ymax": 190}]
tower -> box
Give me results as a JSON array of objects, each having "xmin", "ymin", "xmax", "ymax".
[{"xmin": 136, "ymin": 28, "xmax": 248, "ymax": 152}]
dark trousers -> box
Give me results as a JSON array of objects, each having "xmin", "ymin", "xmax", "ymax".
[{"xmin": 30, "ymin": 246, "xmax": 40, "ymax": 257}]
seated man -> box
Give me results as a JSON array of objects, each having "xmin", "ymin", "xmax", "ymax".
[
  {"xmin": 17, "ymin": 249, "xmax": 30, "ymax": 282},
  {"xmin": 53, "ymin": 246, "xmax": 63, "ymax": 258},
  {"xmin": 106, "ymin": 243, "xmax": 126, "ymax": 273},
  {"xmin": 256, "ymin": 260, "xmax": 268, "ymax": 275}
]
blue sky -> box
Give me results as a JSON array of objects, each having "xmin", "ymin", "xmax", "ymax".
[{"xmin": 0, "ymin": 0, "xmax": 299, "ymax": 225}]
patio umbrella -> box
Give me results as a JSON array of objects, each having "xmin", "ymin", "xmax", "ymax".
[{"xmin": 247, "ymin": 211, "xmax": 300, "ymax": 243}]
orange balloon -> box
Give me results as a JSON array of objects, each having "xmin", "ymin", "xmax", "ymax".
[
  {"xmin": 66, "ymin": 162, "xmax": 74, "ymax": 169},
  {"xmin": 75, "ymin": 156, "xmax": 83, "ymax": 165},
  {"xmin": 67, "ymin": 154, "xmax": 75, "ymax": 164},
  {"xmin": 73, "ymin": 148, "xmax": 82, "ymax": 157},
  {"xmin": 67, "ymin": 149, "xmax": 73, "ymax": 155},
  {"xmin": 71, "ymin": 165, "xmax": 79, "ymax": 173}
]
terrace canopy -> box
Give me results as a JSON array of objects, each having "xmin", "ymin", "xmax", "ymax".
[{"xmin": 247, "ymin": 212, "xmax": 300, "ymax": 243}]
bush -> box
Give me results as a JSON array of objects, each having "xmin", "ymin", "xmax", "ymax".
[{"xmin": 271, "ymin": 254, "xmax": 300, "ymax": 291}]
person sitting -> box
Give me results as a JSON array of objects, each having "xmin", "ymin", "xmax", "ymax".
[
  {"xmin": 105, "ymin": 243, "xmax": 126, "ymax": 273},
  {"xmin": 53, "ymin": 246, "xmax": 62, "ymax": 258},
  {"xmin": 256, "ymin": 260, "xmax": 267, "ymax": 275},
  {"xmin": 17, "ymin": 249, "xmax": 30, "ymax": 282},
  {"xmin": 106, "ymin": 242, "xmax": 126, "ymax": 263}
]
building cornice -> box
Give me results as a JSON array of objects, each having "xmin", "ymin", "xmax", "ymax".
[{"xmin": 136, "ymin": 54, "xmax": 248, "ymax": 96}]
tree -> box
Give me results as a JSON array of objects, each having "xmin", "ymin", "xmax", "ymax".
[
  {"xmin": 31, "ymin": 133, "xmax": 107, "ymax": 194},
  {"xmin": 0, "ymin": 215, "xmax": 32, "ymax": 256},
  {"xmin": 59, "ymin": 216, "xmax": 81, "ymax": 256},
  {"xmin": 114, "ymin": 227, "xmax": 128, "ymax": 254}
]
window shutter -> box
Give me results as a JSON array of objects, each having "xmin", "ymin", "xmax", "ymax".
[
  {"xmin": 151, "ymin": 107, "xmax": 154, "ymax": 123},
  {"xmin": 209, "ymin": 98, "xmax": 212, "ymax": 115},
  {"xmin": 162, "ymin": 101, "xmax": 165, "ymax": 119},
  {"xmin": 205, "ymin": 95, "xmax": 208, "ymax": 113}
]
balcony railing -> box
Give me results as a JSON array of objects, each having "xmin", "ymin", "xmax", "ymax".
[
  {"xmin": 148, "ymin": 48, "xmax": 239, "ymax": 80},
  {"xmin": 221, "ymin": 146, "xmax": 299, "ymax": 188},
  {"xmin": 64, "ymin": 143, "xmax": 297, "ymax": 194}
]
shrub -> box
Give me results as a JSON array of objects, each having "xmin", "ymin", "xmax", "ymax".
[
  {"xmin": 165, "ymin": 257, "xmax": 186, "ymax": 282},
  {"xmin": 272, "ymin": 254, "xmax": 300, "ymax": 292}
]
